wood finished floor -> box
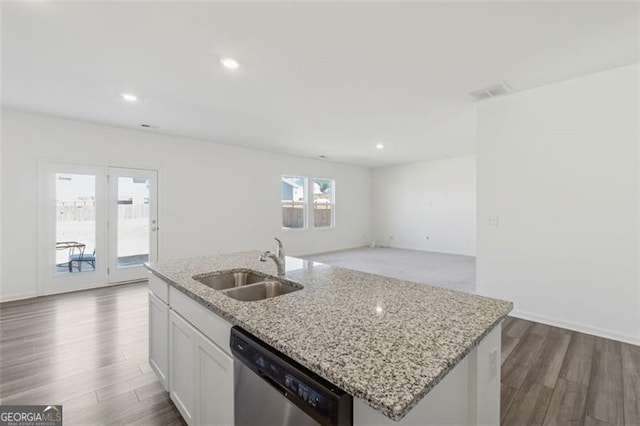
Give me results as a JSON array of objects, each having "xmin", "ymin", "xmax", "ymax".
[
  {"xmin": 1, "ymin": 283, "xmax": 638, "ymax": 425},
  {"xmin": 501, "ymin": 316, "xmax": 640, "ymax": 426},
  {"xmin": 0, "ymin": 282, "xmax": 185, "ymax": 425}
]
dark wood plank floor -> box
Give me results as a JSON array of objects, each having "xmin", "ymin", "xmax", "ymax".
[
  {"xmin": 0, "ymin": 282, "xmax": 185, "ymax": 425},
  {"xmin": 1, "ymin": 284, "xmax": 638, "ymax": 425},
  {"xmin": 501, "ymin": 316, "xmax": 640, "ymax": 426}
]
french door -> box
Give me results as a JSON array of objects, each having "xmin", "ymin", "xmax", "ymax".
[
  {"xmin": 38, "ymin": 162, "xmax": 158, "ymax": 295},
  {"xmin": 107, "ymin": 167, "xmax": 158, "ymax": 283}
]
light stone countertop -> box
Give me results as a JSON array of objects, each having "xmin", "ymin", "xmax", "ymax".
[{"xmin": 145, "ymin": 251, "xmax": 512, "ymax": 421}]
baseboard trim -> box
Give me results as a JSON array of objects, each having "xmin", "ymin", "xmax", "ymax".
[
  {"xmin": 1, "ymin": 280, "xmax": 147, "ymax": 303},
  {"xmin": 510, "ymin": 309, "xmax": 640, "ymax": 346},
  {"xmin": 295, "ymin": 245, "xmax": 370, "ymax": 258},
  {"xmin": 0, "ymin": 291, "xmax": 39, "ymax": 303},
  {"xmin": 379, "ymin": 244, "xmax": 476, "ymax": 258},
  {"xmin": 298, "ymin": 244, "xmax": 477, "ymax": 259}
]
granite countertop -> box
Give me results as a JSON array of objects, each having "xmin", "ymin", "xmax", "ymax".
[{"xmin": 145, "ymin": 251, "xmax": 512, "ymax": 421}]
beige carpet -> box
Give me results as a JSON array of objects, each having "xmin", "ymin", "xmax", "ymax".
[{"xmin": 303, "ymin": 247, "xmax": 476, "ymax": 293}]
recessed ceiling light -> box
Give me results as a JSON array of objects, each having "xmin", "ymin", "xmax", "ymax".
[
  {"xmin": 220, "ymin": 57, "xmax": 240, "ymax": 70},
  {"xmin": 375, "ymin": 143, "xmax": 384, "ymax": 150},
  {"xmin": 121, "ymin": 93, "xmax": 138, "ymax": 102}
]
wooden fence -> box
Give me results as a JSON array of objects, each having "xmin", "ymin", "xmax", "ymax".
[
  {"xmin": 282, "ymin": 203, "xmax": 332, "ymax": 228},
  {"xmin": 56, "ymin": 201, "xmax": 149, "ymax": 221}
]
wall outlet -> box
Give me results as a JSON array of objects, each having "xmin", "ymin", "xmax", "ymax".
[{"xmin": 487, "ymin": 215, "xmax": 499, "ymax": 226}]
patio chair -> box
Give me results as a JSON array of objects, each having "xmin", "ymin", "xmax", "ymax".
[
  {"xmin": 69, "ymin": 249, "xmax": 96, "ymax": 272},
  {"xmin": 56, "ymin": 241, "xmax": 85, "ymax": 271}
]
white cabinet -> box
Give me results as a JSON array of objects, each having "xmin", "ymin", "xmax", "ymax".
[
  {"xmin": 170, "ymin": 310, "xmax": 197, "ymax": 424},
  {"xmin": 195, "ymin": 324, "xmax": 234, "ymax": 426},
  {"xmin": 169, "ymin": 287, "xmax": 233, "ymax": 357},
  {"xmin": 149, "ymin": 273, "xmax": 170, "ymax": 391},
  {"xmin": 149, "ymin": 291, "xmax": 169, "ymax": 390},
  {"xmin": 169, "ymin": 309, "xmax": 234, "ymax": 426},
  {"xmin": 150, "ymin": 275, "xmax": 235, "ymax": 426}
]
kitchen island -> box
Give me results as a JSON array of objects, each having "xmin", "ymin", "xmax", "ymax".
[{"xmin": 145, "ymin": 251, "xmax": 512, "ymax": 425}]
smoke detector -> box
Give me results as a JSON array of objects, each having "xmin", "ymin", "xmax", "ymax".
[{"xmin": 469, "ymin": 82, "xmax": 511, "ymax": 101}]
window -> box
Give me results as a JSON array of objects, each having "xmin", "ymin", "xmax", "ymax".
[
  {"xmin": 281, "ymin": 175, "xmax": 335, "ymax": 230},
  {"xmin": 281, "ymin": 175, "xmax": 307, "ymax": 229},
  {"xmin": 313, "ymin": 178, "xmax": 335, "ymax": 228}
]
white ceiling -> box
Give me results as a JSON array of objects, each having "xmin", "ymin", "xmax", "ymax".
[{"xmin": 2, "ymin": 1, "xmax": 638, "ymax": 167}]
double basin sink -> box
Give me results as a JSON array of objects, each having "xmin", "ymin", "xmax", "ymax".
[{"xmin": 192, "ymin": 270, "xmax": 303, "ymax": 302}]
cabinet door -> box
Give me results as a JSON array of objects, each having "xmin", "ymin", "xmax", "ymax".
[
  {"xmin": 149, "ymin": 291, "xmax": 169, "ymax": 391},
  {"xmin": 195, "ymin": 331, "xmax": 234, "ymax": 426},
  {"xmin": 170, "ymin": 311, "xmax": 196, "ymax": 425}
]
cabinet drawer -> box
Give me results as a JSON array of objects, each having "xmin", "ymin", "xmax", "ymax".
[
  {"xmin": 169, "ymin": 287, "xmax": 232, "ymax": 356},
  {"xmin": 149, "ymin": 272, "xmax": 169, "ymax": 303}
]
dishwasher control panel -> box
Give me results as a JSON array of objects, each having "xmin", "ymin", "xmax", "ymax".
[
  {"xmin": 285, "ymin": 372, "xmax": 323, "ymax": 408},
  {"xmin": 231, "ymin": 327, "xmax": 353, "ymax": 426}
]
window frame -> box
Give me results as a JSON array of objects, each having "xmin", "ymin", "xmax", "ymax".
[
  {"xmin": 312, "ymin": 177, "xmax": 335, "ymax": 229},
  {"xmin": 281, "ymin": 174, "xmax": 308, "ymax": 231}
]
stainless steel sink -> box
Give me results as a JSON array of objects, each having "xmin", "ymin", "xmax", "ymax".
[
  {"xmin": 222, "ymin": 281, "xmax": 302, "ymax": 302},
  {"xmin": 193, "ymin": 269, "xmax": 303, "ymax": 301},
  {"xmin": 193, "ymin": 271, "xmax": 266, "ymax": 290}
]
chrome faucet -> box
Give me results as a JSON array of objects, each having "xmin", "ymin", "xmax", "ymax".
[
  {"xmin": 259, "ymin": 238, "xmax": 286, "ymax": 277},
  {"xmin": 274, "ymin": 237, "xmax": 284, "ymax": 261}
]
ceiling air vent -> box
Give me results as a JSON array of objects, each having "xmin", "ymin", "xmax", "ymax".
[{"xmin": 469, "ymin": 82, "xmax": 511, "ymax": 101}]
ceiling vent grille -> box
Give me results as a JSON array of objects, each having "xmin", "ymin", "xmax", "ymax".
[{"xmin": 469, "ymin": 82, "xmax": 511, "ymax": 101}]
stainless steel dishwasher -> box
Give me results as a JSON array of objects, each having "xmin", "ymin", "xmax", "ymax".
[{"xmin": 230, "ymin": 327, "xmax": 353, "ymax": 426}]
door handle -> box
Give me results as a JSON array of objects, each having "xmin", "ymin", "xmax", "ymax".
[{"xmin": 151, "ymin": 226, "xmax": 158, "ymax": 231}]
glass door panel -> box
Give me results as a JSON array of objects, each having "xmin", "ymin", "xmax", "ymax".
[
  {"xmin": 38, "ymin": 162, "xmax": 108, "ymax": 295},
  {"xmin": 117, "ymin": 176, "xmax": 150, "ymax": 268},
  {"xmin": 55, "ymin": 173, "xmax": 97, "ymax": 275},
  {"xmin": 108, "ymin": 168, "xmax": 158, "ymax": 283}
]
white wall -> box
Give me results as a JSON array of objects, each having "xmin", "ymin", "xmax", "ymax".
[
  {"xmin": 371, "ymin": 156, "xmax": 476, "ymax": 256},
  {"xmin": 0, "ymin": 109, "xmax": 371, "ymax": 301},
  {"xmin": 0, "ymin": 108, "xmax": 3, "ymax": 295},
  {"xmin": 477, "ymin": 64, "xmax": 640, "ymax": 344}
]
